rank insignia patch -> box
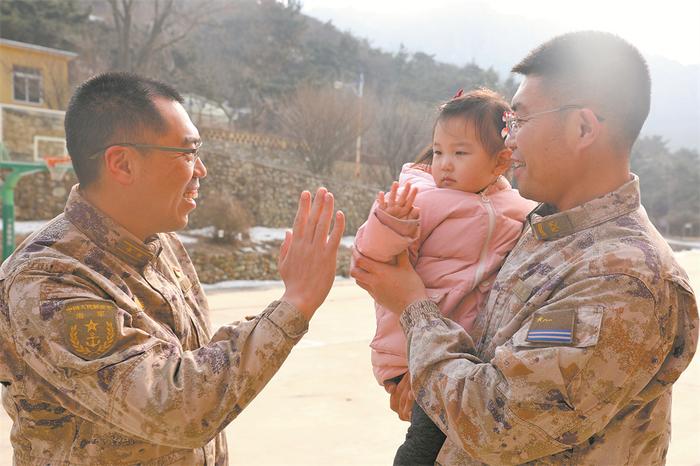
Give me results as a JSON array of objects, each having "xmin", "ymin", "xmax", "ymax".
[
  {"xmin": 63, "ymin": 300, "xmax": 119, "ymax": 359},
  {"xmin": 526, "ymin": 309, "xmax": 575, "ymax": 344}
]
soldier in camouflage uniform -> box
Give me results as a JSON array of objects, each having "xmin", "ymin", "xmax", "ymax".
[
  {"xmin": 352, "ymin": 32, "xmax": 698, "ymax": 465},
  {"xmin": 0, "ymin": 72, "xmax": 345, "ymax": 465}
]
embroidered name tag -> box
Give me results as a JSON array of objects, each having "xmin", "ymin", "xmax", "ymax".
[
  {"xmin": 526, "ymin": 309, "xmax": 575, "ymax": 344},
  {"xmin": 115, "ymin": 239, "xmax": 152, "ymax": 264},
  {"xmin": 531, "ymin": 215, "xmax": 575, "ymax": 241}
]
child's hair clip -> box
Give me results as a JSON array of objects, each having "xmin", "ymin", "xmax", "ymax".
[{"xmin": 452, "ymin": 88, "xmax": 464, "ymax": 99}]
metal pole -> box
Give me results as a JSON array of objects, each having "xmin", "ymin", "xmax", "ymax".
[
  {"xmin": 2, "ymin": 172, "xmax": 21, "ymax": 261},
  {"xmin": 354, "ymin": 72, "xmax": 364, "ymax": 178},
  {"xmin": 0, "ymin": 162, "xmax": 47, "ymax": 261}
]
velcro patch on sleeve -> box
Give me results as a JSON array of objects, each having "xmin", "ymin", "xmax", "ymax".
[
  {"xmin": 63, "ymin": 300, "xmax": 119, "ymax": 360},
  {"xmin": 526, "ymin": 308, "xmax": 575, "ymax": 344}
]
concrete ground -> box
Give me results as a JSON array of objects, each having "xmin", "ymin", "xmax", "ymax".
[{"xmin": 1, "ymin": 251, "xmax": 699, "ymax": 465}]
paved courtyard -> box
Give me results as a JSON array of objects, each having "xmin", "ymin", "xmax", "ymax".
[{"xmin": 1, "ymin": 251, "xmax": 699, "ymax": 465}]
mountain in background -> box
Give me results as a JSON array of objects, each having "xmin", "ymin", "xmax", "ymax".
[{"xmin": 303, "ymin": 3, "xmax": 700, "ymax": 151}]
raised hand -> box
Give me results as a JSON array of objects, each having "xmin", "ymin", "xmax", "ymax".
[
  {"xmin": 376, "ymin": 181, "xmax": 418, "ymax": 220},
  {"xmin": 279, "ymin": 188, "xmax": 346, "ymax": 320}
]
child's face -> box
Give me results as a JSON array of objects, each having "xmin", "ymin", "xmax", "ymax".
[{"xmin": 431, "ymin": 117, "xmax": 501, "ymax": 193}]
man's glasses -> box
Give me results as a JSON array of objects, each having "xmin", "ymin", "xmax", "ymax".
[
  {"xmin": 501, "ymin": 105, "xmax": 605, "ymax": 139},
  {"xmin": 88, "ymin": 142, "xmax": 203, "ymax": 162}
]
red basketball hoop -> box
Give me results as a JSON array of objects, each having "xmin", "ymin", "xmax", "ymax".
[{"xmin": 43, "ymin": 156, "xmax": 73, "ymax": 181}]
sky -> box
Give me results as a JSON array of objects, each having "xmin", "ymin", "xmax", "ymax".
[{"xmin": 301, "ymin": 0, "xmax": 700, "ymax": 67}]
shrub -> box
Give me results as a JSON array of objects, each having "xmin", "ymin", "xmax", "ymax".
[{"xmin": 195, "ymin": 195, "xmax": 255, "ymax": 244}]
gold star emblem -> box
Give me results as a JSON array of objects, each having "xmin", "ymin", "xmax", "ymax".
[{"xmin": 85, "ymin": 320, "xmax": 98, "ymax": 332}]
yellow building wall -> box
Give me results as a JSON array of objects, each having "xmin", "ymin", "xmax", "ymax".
[{"xmin": 0, "ymin": 44, "xmax": 73, "ymax": 110}]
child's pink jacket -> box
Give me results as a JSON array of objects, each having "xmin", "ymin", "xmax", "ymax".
[{"xmin": 354, "ymin": 163, "xmax": 536, "ymax": 385}]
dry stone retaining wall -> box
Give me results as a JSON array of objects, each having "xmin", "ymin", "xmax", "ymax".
[{"xmin": 6, "ymin": 126, "xmax": 376, "ymax": 282}]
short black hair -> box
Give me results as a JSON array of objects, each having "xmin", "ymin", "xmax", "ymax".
[
  {"xmin": 64, "ymin": 72, "xmax": 184, "ymax": 186},
  {"xmin": 512, "ymin": 31, "xmax": 651, "ymax": 148}
]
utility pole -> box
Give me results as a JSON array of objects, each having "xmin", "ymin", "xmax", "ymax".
[
  {"xmin": 334, "ymin": 72, "xmax": 364, "ymax": 178},
  {"xmin": 354, "ymin": 72, "xmax": 364, "ymax": 178}
]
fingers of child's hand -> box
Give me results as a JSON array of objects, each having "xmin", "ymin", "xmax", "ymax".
[
  {"xmin": 397, "ymin": 181, "xmax": 413, "ymax": 206},
  {"xmin": 388, "ymin": 181, "xmax": 399, "ymax": 205},
  {"xmin": 405, "ymin": 185, "xmax": 418, "ymax": 209},
  {"xmin": 377, "ymin": 191, "xmax": 387, "ymax": 210}
]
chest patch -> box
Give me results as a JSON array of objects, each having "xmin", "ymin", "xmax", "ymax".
[
  {"xmin": 526, "ymin": 309, "xmax": 575, "ymax": 344},
  {"xmin": 63, "ymin": 300, "xmax": 119, "ymax": 360}
]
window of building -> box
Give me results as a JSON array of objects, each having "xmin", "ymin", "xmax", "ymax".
[{"xmin": 13, "ymin": 66, "xmax": 43, "ymax": 104}]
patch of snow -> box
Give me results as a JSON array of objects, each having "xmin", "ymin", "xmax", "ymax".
[
  {"xmin": 341, "ymin": 235, "xmax": 355, "ymax": 248},
  {"xmin": 184, "ymin": 226, "xmax": 216, "ymax": 237},
  {"xmin": 177, "ymin": 234, "xmax": 199, "ymax": 244},
  {"xmin": 249, "ymin": 226, "xmax": 287, "ymax": 242}
]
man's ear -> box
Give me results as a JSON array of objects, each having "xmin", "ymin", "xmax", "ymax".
[
  {"xmin": 574, "ymin": 108, "xmax": 602, "ymax": 150},
  {"xmin": 493, "ymin": 148, "xmax": 512, "ymax": 176},
  {"xmin": 103, "ymin": 145, "xmax": 137, "ymax": 185}
]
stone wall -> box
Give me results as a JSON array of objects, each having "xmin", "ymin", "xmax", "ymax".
[
  {"xmin": 1, "ymin": 105, "xmax": 65, "ymax": 161},
  {"xmin": 6, "ymin": 125, "xmax": 376, "ymax": 283},
  {"xmin": 2, "ymin": 104, "xmax": 74, "ymax": 220},
  {"xmin": 11, "ymin": 130, "xmax": 380, "ymax": 234},
  {"xmin": 190, "ymin": 141, "xmax": 379, "ymax": 234},
  {"xmin": 13, "ymin": 171, "xmax": 75, "ymax": 220},
  {"xmin": 188, "ymin": 240, "xmax": 352, "ymax": 283}
]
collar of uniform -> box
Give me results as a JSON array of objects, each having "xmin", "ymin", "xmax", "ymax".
[
  {"xmin": 64, "ymin": 186, "xmax": 159, "ymax": 268},
  {"xmin": 527, "ymin": 174, "xmax": 641, "ymax": 241}
]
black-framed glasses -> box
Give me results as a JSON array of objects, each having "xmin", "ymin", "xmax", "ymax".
[
  {"xmin": 87, "ymin": 141, "xmax": 203, "ymax": 162},
  {"xmin": 501, "ymin": 105, "xmax": 605, "ymax": 139}
]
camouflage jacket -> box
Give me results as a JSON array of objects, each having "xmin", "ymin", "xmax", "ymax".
[
  {"xmin": 400, "ymin": 175, "xmax": 699, "ymax": 465},
  {"xmin": 0, "ymin": 186, "xmax": 308, "ymax": 465}
]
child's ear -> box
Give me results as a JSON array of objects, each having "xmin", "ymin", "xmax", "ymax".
[{"xmin": 493, "ymin": 148, "xmax": 512, "ymax": 176}]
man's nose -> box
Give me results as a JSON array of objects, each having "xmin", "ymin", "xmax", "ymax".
[{"xmin": 194, "ymin": 157, "xmax": 207, "ymax": 179}]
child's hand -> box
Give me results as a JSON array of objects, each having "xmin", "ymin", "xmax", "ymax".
[{"xmin": 377, "ymin": 181, "xmax": 418, "ymax": 220}]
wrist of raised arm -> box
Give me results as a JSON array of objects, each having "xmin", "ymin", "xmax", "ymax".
[{"xmin": 274, "ymin": 299, "xmax": 311, "ymax": 337}]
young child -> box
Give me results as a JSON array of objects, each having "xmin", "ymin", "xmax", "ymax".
[{"xmin": 354, "ymin": 88, "xmax": 536, "ymax": 465}]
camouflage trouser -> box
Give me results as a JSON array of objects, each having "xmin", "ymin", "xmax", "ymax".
[{"xmin": 393, "ymin": 401, "xmax": 446, "ymax": 466}]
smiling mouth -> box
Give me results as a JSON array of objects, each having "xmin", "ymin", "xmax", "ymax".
[
  {"xmin": 183, "ymin": 190, "xmax": 199, "ymax": 200},
  {"xmin": 511, "ymin": 160, "xmax": 526, "ymax": 169}
]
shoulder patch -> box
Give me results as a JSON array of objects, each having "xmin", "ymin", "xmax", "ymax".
[
  {"xmin": 63, "ymin": 300, "xmax": 119, "ymax": 360},
  {"xmin": 526, "ymin": 309, "xmax": 575, "ymax": 344}
]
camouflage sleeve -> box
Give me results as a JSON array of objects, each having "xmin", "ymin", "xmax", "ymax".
[
  {"xmin": 400, "ymin": 274, "xmax": 675, "ymax": 464},
  {"xmin": 354, "ymin": 202, "xmax": 420, "ymax": 263},
  {"xmin": 7, "ymin": 267, "xmax": 308, "ymax": 449}
]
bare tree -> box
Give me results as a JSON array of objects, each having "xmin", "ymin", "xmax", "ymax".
[
  {"xmin": 278, "ymin": 85, "xmax": 361, "ymax": 174},
  {"xmin": 106, "ymin": 0, "xmax": 221, "ymax": 76},
  {"xmin": 368, "ymin": 95, "xmax": 433, "ymax": 183}
]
